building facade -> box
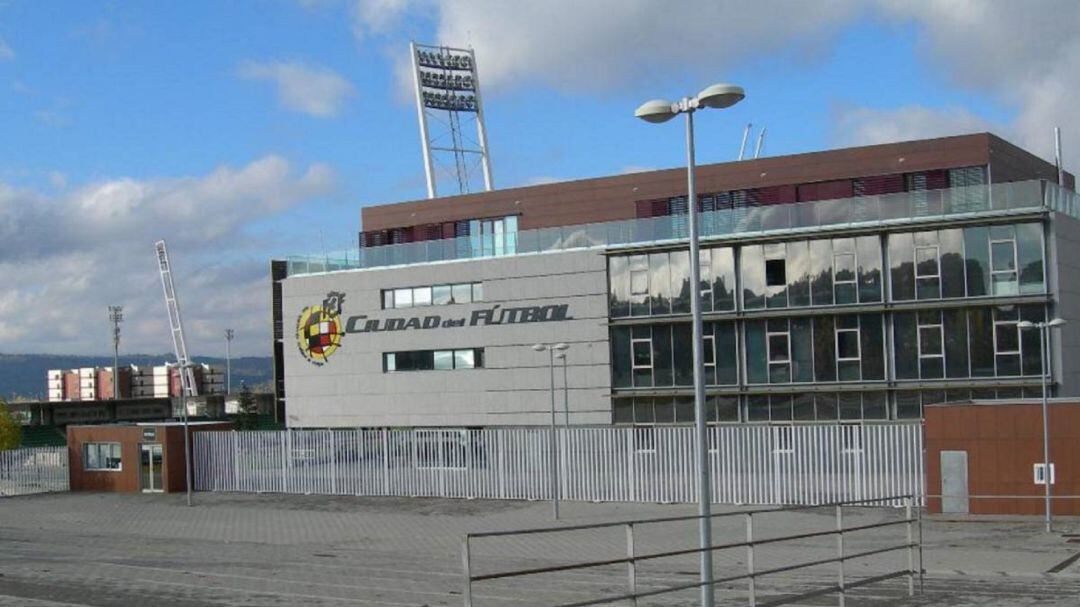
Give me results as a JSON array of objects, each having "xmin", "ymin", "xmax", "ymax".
[
  {"xmin": 277, "ymin": 133, "xmax": 1078, "ymax": 428},
  {"xmin": 48, "ymin": 363, "xmax": 225, "ymax": 402}
]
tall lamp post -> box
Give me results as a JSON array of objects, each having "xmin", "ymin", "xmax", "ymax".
[
  {"xmin": 555, "ymin": 350, "xmax": 569, "ymax": 425},
  {"xmin": 108, "ymin": 306, "xmax": 123, "ymax": 400},
  {"xmin": 636, "ymin": 83, "xmax": 745, "ymax": 607},
  {"xmin": 1017, "ymin": 317, "xmax": 1066, "ymax": 532},
  {"xmin": 225, "ymin": 328, "xmax": 235, "ymax": 395},
  {"xmin": 533, "ymin": 342, "xmax": 569, "ymax": 519}
]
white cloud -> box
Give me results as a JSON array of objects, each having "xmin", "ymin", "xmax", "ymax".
[
  {"xmin": 0, "ymin": 36, "xmax": 13, "ymax": 61},
  {"xmin": 832, "ymin": 104, "xmax": 994, "ymax": 148},
  {"xmin": 0, "ymin": 158, "xmax": 336, "ymax": 356},
  {"xmin": 238, "ymin": 60, "xmax": 356, "ymax": 118},
  {"xmin": 847, "ymin": 2, "xmax": 1080, "ymax": 169}
]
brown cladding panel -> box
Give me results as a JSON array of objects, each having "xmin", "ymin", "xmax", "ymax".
[
  {"xmin": 925, "ymin": 402, "xmax": 1080, "ymax": 515},
  {"xmin": 363, "ymin": 133, "xmax": 999, "ymax": 232}
]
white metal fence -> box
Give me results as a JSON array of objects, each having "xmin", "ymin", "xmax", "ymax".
[
  {"xmin": 195, "ymin": 424, "xmax": 923, "ymax": 506},
  {"xmin": 0, "ymin": 447, "xmax": 69, "ymax": 496}
]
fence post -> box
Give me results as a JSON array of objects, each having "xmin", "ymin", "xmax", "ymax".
[
  {"xmin": 626, "ymin": 523, "xmax": 637, "ymax": 606},
  {"xmin": 329, "ymin": 429, "xmax": 337, "ymax": 495},
  {"xmin": 462, "ymin": 535, "xmax": 473, "ymax": 607},
  {"xmin": 905, "ymin": 496, "xmax": 915, "ymax": 597},
  {"xmin": 836, "ymin": 504, "xmax": 846, "ymax": 607},
  {"xmin": 381, "ymin": 428, "xmax": 390, "ymax": 496},
  {"xmin": 746, "ymin": 512, "xmax": 756, "ymax": 606},
  {"xmin": 232, "ymin": 431, "xmax": 240, "ymax": 491}
]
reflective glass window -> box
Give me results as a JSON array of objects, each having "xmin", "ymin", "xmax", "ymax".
[
  {"xmin": 608, "ymin": 256, "xmax": 630, "ymax": 317},
  {"xmin": 413, "ymin": 286, "xmax": 432, "ymax": 307},
  {"xmin": 964, "ymin": 227, "xmax": 990, "ymax": 297},
  {"xmin": 915, "ymin": 243, "xmax": 941, "ymax": 299},
  {"xmin": 994, "ymin": 306, "xmax": 1021, "ymax": 376},
  {"xmin": 893, "ymin": 312, "xmax": 918, "ymax": 380},
  {"xmin": 653, "ymin": 324, "xmax": 674, "ymax": 386},
  {"xmin": 747, "ymin": 395, "xmax": 770, "ymax": 422},
  {"xmin": 917, "ymin": 310, "xmax": 944, "ymax": 379},
  {"xmin": 613, "ymin": 399, "xmax": 633, "ymax": 424},
  {"xmin": 631, "ymin": 326, "xmax": 653, "ymax": 387},
  {"xmin": 791, "ymin": 318, "xmax": 814, "ymax": 382},
  {"xmin": 857, "ymin": 235, "xmax": 883, "ymax": 303},
  {"xmin": 745, "ymin": 320, "xmax": 768, "ymax": 384},
  {"xmin": 813, "ymin": 316, "xmax": 836, "ymax": 382},
  {"xmin": 833, "ymin": 238, "xmax": 857, "ymax": 304},
  {"xmin": 767, "ymin": 319, "xmax": 791, "ymax": 383},
  {"xmin": 888, "ymin": 233, "xmax": 915, "ymax": 301},
  {"xmin": 770, "ymin": 395, "xmax": 793, "ymax": 421},
  {"xmin": 839, "ymin": 393, "xmax": 862, "ymax": 420},
  {"xmin": 394, "ymin": 288, "xmax": 413, "ymax": 308},
  {"xmin": 611, "ymin": 327, "xmax": 631, "ymax": 388},
  {"xmin": 968, "ymin": 307, "xmax": 995, "ymax": 377},
  {"xmin": 713, "ymin": 321, "xmax": 738, "ymax": 385},
  {"xmin": 454, "ymin": 349, "xmax": 475, "ymax": 369},
  {"xmin": 816, "ymin": 393, "xmax": 839, "ymax": 421},
  {"xmin": 860, "ymin": 314, "xmax": 886, "ymax": 380},
  {"xmin": 810, "ymin": 239, "xmax": 834, "ymax": 305},
  {"xmin": 1020, "ymin": 304, "xmax": 1044, "ymax": 376},
  {"xmin": 741, "ymin": 245, "xmax": 766, "ymax": 309},
  {"xmin": 648, "ymin": 252, "xmax": 671, "ymax": 315},
  {"xmin": 670, "ymin": 250, "xmax": 691, "ymax": 314},
  {"xmin": 472, "ymin": 282, "xmax": 483, "ymax": 302},
  {"xmin": 654, "ymin": 398, "xmax": 675, "ymax": 424},
  {"xmin": 940, "ymin": 229, "xmax": 966, "ymax": 298},
  {"xmin": 787, "ymin": 240, "xmax": 811, "ymax": 307},
  {"xmin": 793, "ymin": 394, "xmax": 815, "ymax": 421},
  {"xmin": 862, "ymin": 392, "xmax": 888, "ymax": 420},
  {"xmin": 433, "ymin": 350, "xmax": 453, "ymax": 370},
  {"xmin": 990, "ymin": 239, "xmax": 1018, "ymax": 296},
  {"xmin": 673, "ymin": 323, "xmax": 693, "ymax": 386},
  {"xmin": 451, "ymin": 283, "xmax": 472, "ymax": 304},
  {"xmin": 1016, "ymin": 223, "xmax": 1044, "ymax": 294},
  {"xmin": 629, "ymin": 254, "xmax": 649, "ymax": 316},
  {"xmin": 943, "ymin": 309, "xmax": 969, "ymax": 378},
  {"xmin": 836, "ymin": 315, "xmax": 861, "ymax": 381},
  {"xmin": 433, "ymin": 284, "xmax": 452, "ymax": 306},
  {"xmin": 709, "ymin": 247, "xmax": 736, "ymax": 311}
]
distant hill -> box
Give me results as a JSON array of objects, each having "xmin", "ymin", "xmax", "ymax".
[{"xmin": 0, "ymin": 353, "xmax": 273, "ymax": 401}]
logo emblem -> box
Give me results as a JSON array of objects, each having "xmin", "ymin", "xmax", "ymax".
[{"xmin": 296, "ymin": 291, "xmax": 345, "ymax": 366}]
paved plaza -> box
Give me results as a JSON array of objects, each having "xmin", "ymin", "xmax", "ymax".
[{"xmin": 0, "ymin": 492, "xmax": 1078, "ymax": 606}]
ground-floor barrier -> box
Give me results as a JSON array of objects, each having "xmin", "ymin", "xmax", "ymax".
[{"xmin": 194, "ymin": 424, "xmax": 923, "ymax": 506}]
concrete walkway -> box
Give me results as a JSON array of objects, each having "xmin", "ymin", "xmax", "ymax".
[{"xmin": 0, "ymin": 492, "xmax": 1077, "ymax": 606}]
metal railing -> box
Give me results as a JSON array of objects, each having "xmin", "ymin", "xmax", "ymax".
[
  {"xmin": 463, "ymin": 495, "xmax": 922, "ymax": 606},
  {"xmin": 0, "ymin": 447, "xmax": 69, "ymax": 496},
  {"xmin": 193, "ymin": 425, "xmax": 923, "ymax": 506},
  {"xmin": 286, "ymin": 179, "xmax": 1078, "ymax": 275}
]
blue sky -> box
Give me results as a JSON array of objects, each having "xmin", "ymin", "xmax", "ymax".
[{"xmin": 0, "ymin": 1, "xmax": 1076, "ymax": 356}]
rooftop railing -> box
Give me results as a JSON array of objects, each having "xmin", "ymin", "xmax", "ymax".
[{"xmin": 287, "ymin": 180, "xmax": 1076, "ymax": 276}]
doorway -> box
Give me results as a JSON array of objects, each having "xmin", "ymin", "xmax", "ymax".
[{"xmin": 140, "ymin": 443, "xmax": 164, "ymax": 493}]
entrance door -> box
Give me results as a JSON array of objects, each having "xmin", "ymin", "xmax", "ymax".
[
  {"xmin": 140, "ymin": 443, "xmax": 164, "ymax": 493},
  {"xmin": 940, "ymin": 450, "xmax": 969, "ymax": 514}
]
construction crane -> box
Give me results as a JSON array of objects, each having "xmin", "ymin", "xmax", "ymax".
[{"xmin": 154, "ymin": 239, "xmax": 195, "ymax": 506}]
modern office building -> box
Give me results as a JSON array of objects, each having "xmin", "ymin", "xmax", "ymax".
[
  {"xmin": 48, "ymin": 363, "xmax": 225, "ymax": 402},
  {"xmin": 276, "ymin": 133, "xmax": 1078, "ymax": 429}
]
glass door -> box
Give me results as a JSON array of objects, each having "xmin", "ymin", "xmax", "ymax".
[{"xmin": 140, "ymin": 443, "xmax": 163, "ymax": 493}]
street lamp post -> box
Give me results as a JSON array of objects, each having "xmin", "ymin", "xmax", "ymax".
[
  {"xmin": 108, "ymin": 306, "xmax": 123, "ymax": 400},
  {"xmin": 533, "ymin": 342, "xmax": 569, "ymax": 519},
  {"xmin": 555, "ymin": 351, "xmax": 569, "ymax": 426},
  {"xmin": 1017, "ymin": 317, "xmax": 1066, "ymax": 533},
  {"xmin": 225, "ymin": 329, "xmax": 235, "ymax": 395},
  {"xmin": 636, "ymin": 83, "xmax": 744, "ymax": 607}
]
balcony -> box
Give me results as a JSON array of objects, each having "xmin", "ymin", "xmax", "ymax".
[{"xmin": 286, "ymin": 180, "xmax": 1077, "ymax": 276}]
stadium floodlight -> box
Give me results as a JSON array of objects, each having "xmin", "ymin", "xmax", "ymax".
[{"xmin": 636, "ymin": 82, "xmax": 745, "ymax": 607}]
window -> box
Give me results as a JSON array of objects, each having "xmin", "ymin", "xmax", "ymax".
[
  {"xmin": 470, "ymin": 215, "xmax": 518, "ymax": 256},
  {"xmin": 631, "ymin": 336, "xmax": 653, "ymax": 370},
  {"xmin": 383, "ymin": 348, "xmax": 484, "ymax": 372},
  {"xmin": 914, "ymin": 244, "xmax": 941, "ymax": 299},
  {"xmin": 84, "ymin": 442, "xmax": 122, "ymax": 471},
  {"xmin": 994, "ymin": 307, "xmax": 1022, "ymax": 376},
  {"xmin": 699, "ymin": 251, "xmax": 713, "ymax": 310},
  {"xmin": 767, "ymin": 320, "xmax": 791, "ymax": 383},
  {"xmin": 917, "ymin": 311, "xmax": 945, "ymax": 379},
  {"xmin": 629, "ymin": 255, "xmax": 649, "ymax": 295},
  {"xmin": 835, "ymin": 316, "xmax": 861, "ymax": 381},
  {"xmin": 765, "ymin": 259, "xmax": 786, "ymax": 287},
  {"xmin": 703, "ymin": 334, "xmax": 716, "ymax": 378},
  {"xmin": 833, "ymin": 247, "xmax": 857, "ymax": 304},
  {"xmin": 383, "ymin": 282, "xmax": 482, "ymax": 309},
  {"xmin": 990, "ymin": 237, "xmax": 1018, "ymax": 296}
]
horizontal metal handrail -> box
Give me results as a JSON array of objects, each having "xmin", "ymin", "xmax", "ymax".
[
  {"xmin": 470, "ymin": 518, "xmax": 915, "ymax": 584},
  {"xmin": 464, "ymin": 495, "xmax": 919, "ymax": 607},
  {"xmin": 468, "ymin": 494, "xmax": 913, "ymax": 539}
]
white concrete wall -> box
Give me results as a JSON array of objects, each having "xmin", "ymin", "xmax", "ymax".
[{"xmin": 282, "ymin": 249, "xmax": 612, "ymax": 428}]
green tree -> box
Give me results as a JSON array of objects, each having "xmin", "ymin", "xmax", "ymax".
[
  {"xmin": 0, "ymin": 399, "xmax": 22, "ymax": 450},
  {"xmin": 236, "ymin": 383, "xmax": 259, "ymax": 430}
]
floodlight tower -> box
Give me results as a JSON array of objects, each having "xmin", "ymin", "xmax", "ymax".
[
  {"xmin": 410, "ymin": 41, "xmax": 494, "ymax": 198},
  {"xmin": 108, "ymin": 306, "xmax": 123, "ymax": 399}
]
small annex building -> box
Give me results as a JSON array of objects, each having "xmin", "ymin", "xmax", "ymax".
[
  {"xmin": 67, "ymin": 421, "xmax": 232, "ymax": 493},
  {"xmin": 925, "ymin": 400, "xmax": 1080, "ymax": 515}
]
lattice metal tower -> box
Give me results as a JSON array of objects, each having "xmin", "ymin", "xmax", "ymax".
[{"xmin": 410, "ymin": 41, "xmax": 494, "ymax": 198}]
